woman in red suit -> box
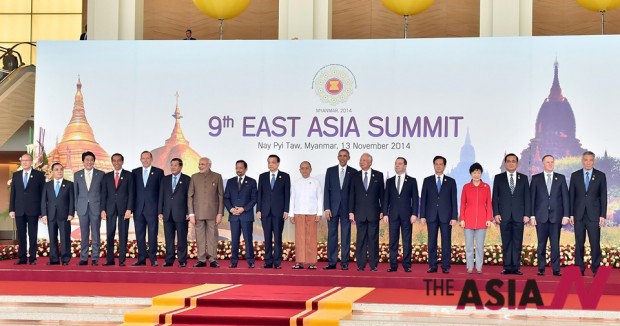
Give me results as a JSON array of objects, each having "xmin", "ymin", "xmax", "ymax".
[{"xmin": 460, "ymin": 163, "xmax": 493, "ymax": 274}]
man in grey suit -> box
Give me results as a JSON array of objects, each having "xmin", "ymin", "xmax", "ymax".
[{"xmin": 74, "ymin": 151, "xmax": 105, "ymax": 266}]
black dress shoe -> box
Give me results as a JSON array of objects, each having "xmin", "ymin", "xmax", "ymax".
[
  {"xmin": 387, "ymin": 267, "xmax": 398, "ymax": 272},
  {"xmin": 179, "ymin": 262, "xmax": 187, "ymax": 267},
  {"xmin": 210, "ymin": 261, "xmax": 220, "ymax": 268},
  {"xmin": 119, "ymin": 262, "xmax": 126, "ymax": 267},
  {"xmin": 78, "ymin": 260, "xmax": 88, "ymax": 266},
  {"xmin": 163, "ymin": 262, "xmax": 174, "ymax": 267},
  {"xmin": 593, "ymin": 271, "xmax": 597, "ymax": 277},
  {"xmin": 341, "ymin": 265, "xmax": 349, "ymax": 271},
  {"xmin": 29, "ymin": 260, "xmax": 37, "ymax": 265},
  {"xmin": 274, "ymin": 265, "xmax": 282, "ymax": 269},
  {"xmin": 357, "ymin": 267, "xmax": 365, "ymax": 272},
  {"xmin": 442, "ymin": 269, "xmax": 450, "ymax": 274},
  {"xmin": 553, "ymin": 271, "xmax": 562, "ymax": 276},
  {"xmin": 151, "ymin": 261, "xmax": 158, "ymax": 267},
  {"xmin": 513, "ymin": 270, "xmax": 523, "ymax": 275},
  {"xmin": 323, "ymin": 265, "xmax": 337, "ymax": 270},
  {"xmin": 404, "ymin": 268, "xmax": 412, "ymax": 273},
  {"xmin": 14, "ymin": 260, "xmax": 27, "ymax": 265},
  {"xmin": 229, "ymin": 263, "xmax": 237, "ymax": 268},
  {"xmin": 262, "ymin": 263, "xmax": 273, "ymax": 269},
  {"xmin": 537, "ymin": 270, "xmax": 544, "ymax": 276},
  {"xmin": 103, "ymin": 261, "xmax": 115, "ymax": 266},
  {"xmin": 47, "ymin": 261, "xmax": 60, "ymax": 265},
  {"xmin": 500, "ymin": 269, "xmax": 511, "ymax": 275},
  {"xmin": 370, "ymin": 267, "xmax": 378, "ymax": 272},
  {"xmin": 248, "ymin": 263, "xmax": 255, "ymax": 269},
  {"xmin": 132, "ymin": 261, "xmax": 146, "ymax": 266},
  {"xmin": 427, "ymin": 268, "xmax": 438, "ymax": 273},
  {"xmin": 194, "ymin": 261, "xmax": 207, "ymax": 267},
  {"xmin": 91, "ymin": 261, "xmax": 98, "ymax": 266},
  {"xmin": 581, "ymin": 270, "xmax": 585, "ymax": 276},
  {"xmin": 62, "ymin": 262, "xmax": 69, "ymax": 266}
]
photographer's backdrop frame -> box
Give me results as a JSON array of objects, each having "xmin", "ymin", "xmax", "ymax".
[{"xmin": 33, "ymin": 36, "xmax": 620, "ymax": 245}]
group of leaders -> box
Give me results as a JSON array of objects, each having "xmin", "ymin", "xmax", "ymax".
[{"xmin": 9, "ymin": 148, "xmax": 606, "ymax": 277}]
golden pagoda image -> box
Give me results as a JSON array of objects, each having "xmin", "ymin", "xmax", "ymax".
[
  {"xmin": 47, "ymin": 77, "xmax": 114, "ymax": 174},
  {"xmin": 151, "ymin": 92, "xmax": 201, "ymax": 176}
]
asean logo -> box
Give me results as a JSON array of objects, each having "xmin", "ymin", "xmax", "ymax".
[{"xmin": 312, "ymin": 64, "xmax": 357, "ymax": 106}]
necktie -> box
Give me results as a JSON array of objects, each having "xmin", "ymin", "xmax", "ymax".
[
  {"xmin": 23, "ymin": 172, "xmax": 28, "ymax": 189},
  {"xmin": 114, "ymin": 171, "xmax": 120, "ymax": 188},
  {"xmin": 55, "ymin": 181, "xmax": 60, "ymax": 197},
  {"xmin": 86, "ymin": 172, "xmax": 91, "ymax": 191},
  {"xmin": 585, "ymin": 172, "xmax": 590, "ymax": 192},
  {"xmin": 546, "ymin": 174, "xmax": 552, "ymax": 195},
  {"xmin": 143, "ymin": 169, "xmax": 148, "ymax": 187},
  {"xmin": 509, "ymin": 174, "xmax": 515, "ymax": 194},
  {"xmin": 397, "ymin": 175, "xmax": 401, "ymax": 194},
  {"xmin": 270, "ymin": 173, "xmax": 275, "ymax": 190},
  {"xmin": 436, "ymin": 176, "xmax": 441, "ymax": 193},
  {"xmin": 363, "ymin": 172, "xmax": 369, "ymax": 191},
  {"xmin": 172, "ymin": 175, "xmax": 178, "ymax": 191},
  {"xmin": 339, "ymin": 168, "xmax": 345, "ymax": 189},
  {"xmin": 238, "ymin": 176, "xmax": 242, "ymax": 190}
]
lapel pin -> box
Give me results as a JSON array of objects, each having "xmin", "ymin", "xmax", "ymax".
[
  {"xmin": 278, "ymin": 175, "xmax": 282, "ymax": 179},
  {"xmin": 120, "ymin": 177, "xmax": 123, "ymax": 180},
  {"xmin": 179, "ymin": 181, "xmax": 183, "ymax": 184},
  {"xmin": 80, "ymin": 174, "xmax": 83, "ymax": 178},
  {"xmin": 62, "ymin": 184, "xmax": 65, "ymax": 187},
  {"xmin": 151, "ymin": 172, "xmax": 154, "ymax": 175}
]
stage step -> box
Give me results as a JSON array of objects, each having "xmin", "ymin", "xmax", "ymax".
[
  {"xmin": 0, "ymin": 295, "xmax": 150, "ymax": 325},
  {"xmin": 344, "ymin": 303, "xmax": 620, "ymax": 325}
]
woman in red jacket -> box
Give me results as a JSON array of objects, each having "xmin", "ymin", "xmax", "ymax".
[{"xmin": 460, "ymin": 163, "xmax": 493, "ymax": 274}]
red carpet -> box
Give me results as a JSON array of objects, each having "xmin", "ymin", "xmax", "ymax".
[{"xmin": 0, "ymin": 258, "xmax": 618, "ymax": 295}]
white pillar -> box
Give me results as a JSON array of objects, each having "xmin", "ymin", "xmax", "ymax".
[
  {"xmin": 87, "ymin": 0, "xmax": 144, "ymax": 40},
  {"xmin": 279, "ymin": 0, "xmax": 331, "ymax": 40},
  {"xmin": 480, "ymin": 0, "xmax": 532, "ymax": 37}
]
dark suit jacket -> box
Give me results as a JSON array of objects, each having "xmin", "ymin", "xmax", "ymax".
[
  {"xmin": 101, "ymin": 170, "xmax": 134, "ymax": 215},
  {"xmin": 569, "ymin": 168, "xmax": 607, "ymax": 221},
  {"xmin": 531, "ymin": 172, "xmax": 569, "ymax": 223},
  {"xmin": 158, "ymin": 173, "xmax": 191, "ymax": 222},
  {"xmin": 492, "ymin": 172, "xmax": 531, "ymax": 221},
  {"xmin": 257, "ymin": 171, "xmax": 290, "ymax": 217},
  {"xmin": 224, "ymin": 176, "xmax": 257, "ymax": 223},
  {"xmin": 80, "ymin": 33, "xmax": 87, "ymax": 40},
  {"xmin": 10, "ymin": 169, "xmax": 46, "ymax": 216},
  {"xmin": 348, "ymin": 169, "xmax": 384, "ymax": 222},
  {"xmin": 41, "ymin": 179, "xmax": 74, "ymax": 222},
  {"xmin": 132, "ymin": 166, "xmax": 164, "ymax": 217},
  {"xmin": 384, "ymin": 174, "xmax": 419, "ymax": 219},
  {"xmin": 420, "ymin": 175, "xmax": 458, "ymax": 223},
  {"xmin": 323, "ymin": 165, "xmax": 357, "ymax": 217}
]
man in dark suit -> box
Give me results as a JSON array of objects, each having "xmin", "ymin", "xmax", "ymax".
[
  {"xmin": 492, "ymin": 153, "xmax": 531, "ymax": 275},
  {"xmin": 184, "ymin": 29, "xmax": 196, "ymax": 40},
  {"xmin": 256, "ymin": 154, "xmax": 290, "ymax": 269},
  {"xmin": 349, "ymin": 153, "xmax": 384, "ymax": 272},
  {"xmin": 323, "ymin": 149, "xmax": 357, "ymax": 270},
  {"xmin": 224, "ymin": 160, "xmax": 258, "ymax": 269},
  {"xmin": 420, "ymin": 155, "xmax": 458, "ymax": 273},
  {"xmin": 158, "ymin": 158, "xmax": 191, "ymax": 267},
  {"xmin": 74, "ymin": 151, "xmax": 105, "ymax": 266},
  {"xmin": 384, "ymin": 157, "xmax": 419, "ymax": 273},
  {"xmin": 10, "ymin": 153, "xmax": 46, "ymax": 265},
  {"xmin": 41, "ymin": 163, "xmax": 74, "ymax": 266},
  {"xmin": 101, "ymin": 153, "xmax": 134, "ymax": 266},
  {"xmin": 569, "ymin": 151, "xmax": 607, "ymax": 277},
  {"xmin": 530, "ymin": 155, "xmax": 569, "ymax": 276},
  {"xmin": 132, "ymin": 151, "xmax": 164, "ymax": 266}
]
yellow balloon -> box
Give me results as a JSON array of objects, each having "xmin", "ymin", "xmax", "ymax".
[
  {"xmin": 192, "ymin": 0, "xmax": 251, "ymax": 20},
  {"xmin": 381, "ymin": 0, "xmax": 435, "ymax": 16},
  {"xmin": 575, "ymin": 0, "xmax": 620, "ymax": 11}
]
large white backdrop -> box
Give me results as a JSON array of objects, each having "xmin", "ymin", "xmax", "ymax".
[{"xmin": 33, "ymin": 36, "xmax": 620, "ymax": 241}]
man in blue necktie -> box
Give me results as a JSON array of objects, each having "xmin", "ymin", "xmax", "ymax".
[
  {"xmin": 420, "ymin": 156, "xmax": 458, "ymax": 274},
  {"xmin": 41, "ymin": 163, "xmax": 74, "ymax": 266},
  {"xmin": 569, "ymin": 151, "xmax": 607, "ymax": 277},
  {"xmin": 9, "ymin": 153, "xmax": 46, "ymax": 265},
  {"xmin": 256, "ymin": 154, "xmax": 290, "ymax": 269},
  {"xmin": 158, "ymin": 158, "xmax": 191, "ymax": 267}
]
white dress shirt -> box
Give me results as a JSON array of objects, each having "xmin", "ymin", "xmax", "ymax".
[{"xmin": 289, "ymin": 177, "xmax": 323, "ymax": 216}]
